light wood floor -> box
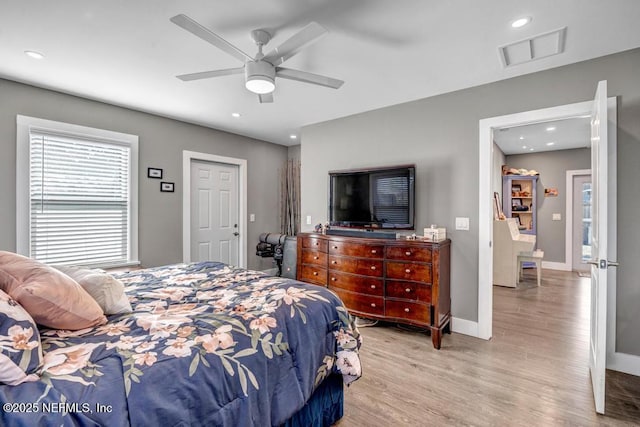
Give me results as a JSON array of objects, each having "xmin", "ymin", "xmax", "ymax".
[{"xmin": 338, "ymin": 269, "xmax": 640, "ymax": 426}]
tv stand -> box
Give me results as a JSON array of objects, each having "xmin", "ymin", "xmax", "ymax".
[
  {"xmin": 296, "ymin": 233, "xmax": 451, "ymax": 349},
  {"xmin": 325, "ymin": 228, "xmax": 396, "ymax": 239}
]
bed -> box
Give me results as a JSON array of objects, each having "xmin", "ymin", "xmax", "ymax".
[{"xmin": 0, "ymin": 259, "xmax": 362, "ymax": 426}]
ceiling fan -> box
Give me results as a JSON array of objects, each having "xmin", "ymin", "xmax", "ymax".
[{"xmin": 170, "ymin": 14, "xmax": 344, "ymax": 103}]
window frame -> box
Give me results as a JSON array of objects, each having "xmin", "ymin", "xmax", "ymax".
[{"xmin": 16, "ymin": 115, "xmax": 139, "ymax": 268}]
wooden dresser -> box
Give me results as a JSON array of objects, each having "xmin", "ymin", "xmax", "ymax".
[{"xmin": 296, "ymin": 233, "xmax": 451, "ymax": 349}]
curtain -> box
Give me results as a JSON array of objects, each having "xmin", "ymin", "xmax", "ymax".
[{"xmin": 280, "ymin": 159, "xmax": 301, "ymax": 236}]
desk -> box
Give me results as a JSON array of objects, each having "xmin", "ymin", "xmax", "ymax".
[{"xmin": 517, "ymin": 250, "xmax": 544, "ymax": 286}]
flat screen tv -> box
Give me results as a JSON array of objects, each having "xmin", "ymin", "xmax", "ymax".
[{"xmin": 329, "ymin": 165, "xmax": 415, "ymax": 230}]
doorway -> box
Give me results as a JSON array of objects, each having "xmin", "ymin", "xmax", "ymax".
[
  {"xmin": 571, "ymin": 172, "xmax": 592, "ymax": 274},
  {"xmin": 182, "ymin": 150, "xmax": 248, "ymax": 268}
]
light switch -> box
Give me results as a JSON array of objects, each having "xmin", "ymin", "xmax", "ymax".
[
  {"xmin": 249, "ymin": 214, "xmax": 255, "ymax": 222},
  {"xmin": 552, "ymin": 213, "xmax": 562, "ymax": 221},
  {"xmin": 306, "ymin": 215, "xmax": 312, "ymax": 225},
  {"xmin": 455, "ymin": 217, "xmax": 470, "ymax": 231}
]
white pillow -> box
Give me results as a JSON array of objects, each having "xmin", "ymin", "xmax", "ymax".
[{"xmin": 53, "ymin": 266, "xmax": 132, "ymax": 315}]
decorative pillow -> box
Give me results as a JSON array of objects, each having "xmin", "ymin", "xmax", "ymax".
[
  {"xmin": 0, "ymin": 289, "xmax": 42, "ymax": 385},
  {"xmin": 53, "ymin": 266, "xmax": 132, "ymax": 315},
  {"xmin": 0, "ymin": 251, "xmax": 107, "ymax": 330}
]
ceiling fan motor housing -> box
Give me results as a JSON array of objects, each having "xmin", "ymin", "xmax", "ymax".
[{"xmin": 245, "ymin": 60, "xmax": 276, "ymax": 94}]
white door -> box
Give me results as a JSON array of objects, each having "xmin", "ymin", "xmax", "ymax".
[
  {"xmin": 190, "ymin": 160, "xmax": 240, "ymax": 265},
  {"xmin": 572, "ymin": 174, "xmax": 591, "ymax": 273},
  {"xmin": 589, "ymin": 80, "xmax": 616, "ymax": 414}
]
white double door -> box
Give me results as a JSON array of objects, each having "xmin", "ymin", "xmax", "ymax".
[{"xmin": 190, "ymin": 160, "xmax": 239, "ymax": 265}]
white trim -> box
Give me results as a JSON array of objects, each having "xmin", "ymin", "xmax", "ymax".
[
  {"xmin": 541, "ymin": 261, "xmax": 571, "ymax": 271},
  {"xmin": 451, "ymin": 317, "xmax": 478, "ymax": 337},
  {"xmin": 607, "ymin": 352, "xmax": 640, "ymax": 377},
  {"xmin": 15, "ymin": 115, "xmax": 139, "ymax": 266},
  {"xmin": 565, "ymin": 169, "xmax": 591, "ymax": 272},
  {"xmin": 182, "ymin": 150, "xmax": 248, "ymax": 268},
  {"xmin": 479, "ymin": 99, "xmax": 600, "ymax": 341}
]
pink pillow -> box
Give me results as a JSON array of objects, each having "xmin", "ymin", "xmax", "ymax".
[{"xmin": 0, "ymin": 251, "xmax": 106, "ymax": 330}]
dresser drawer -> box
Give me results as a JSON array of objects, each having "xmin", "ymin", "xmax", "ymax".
[
  {"xmin": 386, "ymin": 261, "xmax": 432, "ymax": 282},
  {"xmin": 328, "ymin": 255, "xmax": 383, "ymax": 277},
  {"xmin": 386, "ymin": 280, "xmax": 432, "ymax": 303},
  {"xmin": 328, "ymin": 240, "xmax": 383, "ymax": 258},
  {"xmin": 299, "ymin": 265, "xmax": 327, "ymax": 286},
  {"xmin": 328, "ymin": 271, "xmax": 383, "ymax": 296},
  {"xmin": 386, "ymin": 246, "xmax": 432, "ymax": 262},
  {"xmin": 301, "ymin": 250, "xmax": 327, "ymax": 266},
  {"xmin": 301, "ymin": 236, "xmax": 328, "ymax": 253},
  {"xmin": 385, "ymin": 300, "xmax": 430, "ymax": 325},
  {"xmin": 331, "ymin": 288, "xmax": 384, "ymax": 316}
]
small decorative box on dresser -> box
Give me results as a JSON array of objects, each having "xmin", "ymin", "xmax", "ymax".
[{"xmin": 296, "ymin": 233, "xmax": 451, "ymax": 349}]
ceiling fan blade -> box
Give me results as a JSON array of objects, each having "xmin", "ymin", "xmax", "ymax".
[
  {"xmin": 258, "ymin": 93, "xmax": 274, "ymax": 103},
  {"xmin": 177, "ymin": 67, "xmax": 244, "ymax": 81},
  {"xmin": 263, "ymin": 22, "xmax": 327, "ymax": 66},
  {"xmin": 170, "ymin": 14, "xmax": 252, "ymax": 63},
  {"xmin": 276, "ymin": 67, "xmax": 344, "ymax": 89}
]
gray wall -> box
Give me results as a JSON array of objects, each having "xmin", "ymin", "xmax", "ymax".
[
  {"xmin": 506, "ymin": 148, "xmax": 591, "ymax": 264},
  {"xmin": 0, "ymin": 79, "xmax": 287, "ymax": 271},
  {"xmin": 301, "ymin": 48, "xmax": 640, "ymax": 356}
]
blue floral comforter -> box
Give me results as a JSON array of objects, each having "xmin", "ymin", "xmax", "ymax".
[{"xmin": 0, "ymin": 262, "xmax": 362, "ymax": 426}]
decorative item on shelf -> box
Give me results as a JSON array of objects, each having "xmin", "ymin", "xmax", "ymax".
[
  {"xmin": 424, "ymin": 225, "xmax": 446, "ymax": 241},
  {"xmin": 160, "ymin": 182, "xmax": 174, "ymax": 192},
  {"xmin": 502, "ymin": 165, "xmax": 540, "ymax": 176},
  {"xmin": 314, "ymin": 223, "xmax": 323, "ymax": 233},
  {"xmin": 544, "ymin": 187, "xmax": 559, "ymax": 197},
  {"xmin": 148, "ymin": 167, "xmax": 163, "ymax": 179}
]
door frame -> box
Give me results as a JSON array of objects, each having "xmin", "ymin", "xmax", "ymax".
[
  {"xmin": 566, "ymin": 169, "xmax": 592, "ymax": 272},
  {"xmin": 182, "ymin": 150, "xmax": 248, "ymax": 268},
  {"xmin": 478, "ymin": 98, "xmax": 617, "ymax": 345}
]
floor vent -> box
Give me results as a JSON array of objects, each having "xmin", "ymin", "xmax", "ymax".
[{"xmin": 499, "ymin": 27, "xmax": 567, "ymax": 68}]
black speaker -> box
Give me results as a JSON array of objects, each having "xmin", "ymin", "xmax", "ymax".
[{"xmin": 281, "ymin": 236, "xmax": 297, "ymax": 279}]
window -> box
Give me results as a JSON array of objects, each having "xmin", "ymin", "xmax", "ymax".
[{"xmin": 17, "ymin": 116, "xmax": 138, "ymax": 267}]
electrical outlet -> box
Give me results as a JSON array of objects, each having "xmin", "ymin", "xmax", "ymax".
[
  {"xmin": 249, "ymin": 214, "xmax": 255, "ymax": 222},
  {"xmin": 552, "ymin": 213, "xmax": 561, "ymax": 221},
  {"xmin": 306, "ymin": 215, "xmax": 312, "ymax": 225}
]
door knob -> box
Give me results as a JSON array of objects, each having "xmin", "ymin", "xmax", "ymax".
[
  {"xmin": 233, "ymin": 232, "xmax": 240, "ymax": 236},
  {"xmin": 587, "ymin": 259, "xmax": 620, "ymax": 268}
]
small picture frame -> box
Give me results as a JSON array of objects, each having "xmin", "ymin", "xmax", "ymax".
[
  {"xmin": 148, "ymin": 168, "xmax": 163, "ymax": 179},
  {"xmin": 160, "ymin": 182, "xmax": 174, "ymax": 192},
  {"xmin": 512, "ymin": 198, "xmax": 522, "ymax": 207},
  {"xmin": 512, "ymin": 184, "xmax": 521, "ymax": 192}
]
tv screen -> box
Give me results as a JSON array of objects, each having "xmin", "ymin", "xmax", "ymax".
[{"xmin": 329, "ymin": 165, "xmax": 415, "ymax": 229}]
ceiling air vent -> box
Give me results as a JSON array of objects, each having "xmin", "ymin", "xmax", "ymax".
[{"xmin": 499, "ymin": 27, "xmax": 567, "ymax": 68}]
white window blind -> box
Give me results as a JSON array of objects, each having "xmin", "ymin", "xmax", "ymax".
[{"xmin": 29, "ymin": 131, "xmax": 131, "ymax": 266}]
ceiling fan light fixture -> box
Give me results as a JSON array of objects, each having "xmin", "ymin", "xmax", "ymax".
[
  {"xmin": 245, "ymin": 60, "xmax": 276, "ymax": 94},
  {"xmin": 245, "ymin": 76, "xmax": 275, "ymax": 94}
]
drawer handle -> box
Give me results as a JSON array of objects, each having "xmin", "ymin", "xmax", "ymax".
[
  {"xmin": 315, "ymin": 242, "xmax": 319, "ymax": 246},
  {"xmin": 405, "ymin": 288, "xmax": 411, "ymax": 293},
  {"xmin": 331, "ymin": 260, "xmax": 337, "ymax": 265},
  {"xmin": 405, "ymin": 251, "xmax": 411, "ymax": 256},
  {"xmin": 370, "ymin": 285, "xmax": 376, "ymax": 289},
  {"xmin": 313, "ymin": 272, "xmax": 318, "ymax": 276},
  {"xmin": 404, "ymin": 308, "xmax": 410, "ymax": 313},
  {"xmin": 333, "ymin": 246, "xmax": 338, "ymax": 249},
  {"xmin": 405, "ymin": 269, "xmax": 411, "ymax": 273},
  {"xmin": 371, "ymin": 249, "xmax": 377, "ymax": 254},
  {"xmin": 370, "ymin": 303, "xmax": 376, "ymax": 308},
  {"xmin": 313, "ymin": 256, "xmax": 319, "ymax": 260},
  {"xmin": 331, "ymin": 277, "xmax": 336, "ymax": 282},
  {"xmin": 370, "ymin": 265, "xmax": 376, "ymax": 270}
]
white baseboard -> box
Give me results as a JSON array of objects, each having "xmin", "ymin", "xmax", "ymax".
[
  {"xmin": 541, "ymin": 261, "xmax": 571, "ymax": 271},
  {"xmin": 451, "ymin": 317, "xmax": 479, "ymax": 338},
  {"xmin": 607, "ymin": 351, "xmax": 640, "ymax": 377}
]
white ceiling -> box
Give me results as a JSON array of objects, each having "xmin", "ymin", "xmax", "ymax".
[
  {"xmin": 2, "ymin": 1, "xmax": 639, "ymax": 146},
  {"xmin": 494, "ymin": 116, "xmax": 591, "ymax": 155}
]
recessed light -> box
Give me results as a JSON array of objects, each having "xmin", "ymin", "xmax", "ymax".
[
  {"xmin": 289, "ymin": 134, "xmax": 298, "ymax": 140},
  {"xmin": 519, "ymin": 136, "xmax": 524, "ymax": 140},
  {"xmin": 529, "ymin": 148, "xmax": 535, "ymax": 151},
  {"xmin": 546, "ymin": 142, "xmax": 555, "ymax": 146},
  {"xmin": 511, "ymin": 17, "xmax": 531, "ymax": 28},
  {"xmin": 24, "ymin": 50, "xmax": 44, "ymax": 60},
  {"xmin": 522, "ymin": 145, "xmax": 527, "ymax": 149},
  {"xmin": 231, "ymin": 112, "xmax": 241, "ymax": 118},
  {"xmin": 546, "ymin": 126, "xmax": 556, "ymax": 131}
]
